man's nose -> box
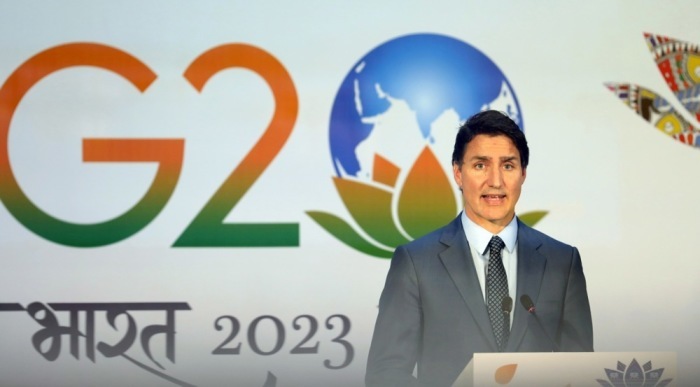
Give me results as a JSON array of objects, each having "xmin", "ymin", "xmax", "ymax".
[{"xmin": 486, "ymin": 167, "xmax": 503, "ymax": 188}]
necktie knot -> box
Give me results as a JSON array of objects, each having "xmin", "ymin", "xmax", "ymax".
[{"xmin": 488, "ymin": 236, "xmax": 505, "ymax": 256}]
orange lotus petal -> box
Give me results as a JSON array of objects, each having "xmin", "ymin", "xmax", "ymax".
[
  {"xmin": 372, "ymin": 153, "xmax": 400, "ymax": 187},
  {"xmin": 397, "ymin": 146, "xmax": 457, "ymax": 239},
  {"xmin": 494, "ymin": 363, "xmax": 518, "ymax": 384}
]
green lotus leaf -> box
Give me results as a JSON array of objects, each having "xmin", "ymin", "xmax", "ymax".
[
  {"xmin": 398, "ymin": 146, "xmax": 458, "ymax": 239},
  {"xmin": 518, "ymin": 211, "xmax": 548, "ymax": 227},
  {"xmin": 333, "ymin": 177, "xmax": 410, "ymax": 248},
  {"xmin": 306, "ymin": 211, "xmax": 393, "ymax": 258}
]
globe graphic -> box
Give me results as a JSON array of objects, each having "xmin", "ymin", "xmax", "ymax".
[{"xmin": 329, "ymin": 33, "xmax": 522, "ymax": 180}]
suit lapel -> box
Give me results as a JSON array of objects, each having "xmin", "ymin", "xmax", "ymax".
[
  {"xmin": 438, "ymin": 217, "xmax": 499, "ymax": 351},
  {"xmin": 506, "ymin": 221, "xmax": 547, "ymax": 351}
]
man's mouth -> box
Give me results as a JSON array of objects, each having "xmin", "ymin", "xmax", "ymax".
[{"xmin": 482, "ymin": 194, "xmax": 506, "ymax": 204}]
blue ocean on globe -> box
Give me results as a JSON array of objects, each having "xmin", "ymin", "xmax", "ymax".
[{"xmin": 329, "ymin": 33, "xmax": 522, "ymax": 178}]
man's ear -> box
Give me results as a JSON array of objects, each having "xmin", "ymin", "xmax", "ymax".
[{"xmin": 452, "ymin": 162, "xmax": 462, "ymax": 188}]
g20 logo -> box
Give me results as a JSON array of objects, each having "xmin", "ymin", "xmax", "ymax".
[
  {"xmin": 1, "ymin": 36, "xmax": 545, "ymax": 253},
  {"xmin": 0, "ymin": 43, "xmax": 299, "ymax": 247}
]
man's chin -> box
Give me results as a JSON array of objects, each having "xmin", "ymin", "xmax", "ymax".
[{"xmin": 482, "ymin": 212, "xmax": 516, "ymax": 227}]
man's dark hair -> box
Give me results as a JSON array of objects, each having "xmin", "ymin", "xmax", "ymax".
[{"xmin": 451, "ymin": 110, "xmax": 529, "ymax": 168}]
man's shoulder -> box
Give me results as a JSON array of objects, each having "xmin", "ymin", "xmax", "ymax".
[
  {"xmin": 518, "ymin": 219, "xmax": 576, "ymax": 253},
  {"xmin": 396, "ymin": 217, "xmax": 462, "ymax": 255}
]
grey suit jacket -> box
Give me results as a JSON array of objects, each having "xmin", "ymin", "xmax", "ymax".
[{"xmin": 365, "ymin": 215, "xmax": 593, "ymax": 387}]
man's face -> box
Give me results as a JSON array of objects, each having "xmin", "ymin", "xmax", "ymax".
[{"xmin": 452, "ymin": 134, "xmax": 526, "ymax": 234}]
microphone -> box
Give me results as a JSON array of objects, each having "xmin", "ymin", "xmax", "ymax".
[
  {"xmin": 501, "ymin": 296, "xmax": 513, "ymax": 319},
  {"xmin": 519, "ymin": 294, "xmax": 560, "ymax": 352},
  {"xmin": 500, "ymin": 296, "xmax": 513, "ymax": 350}
]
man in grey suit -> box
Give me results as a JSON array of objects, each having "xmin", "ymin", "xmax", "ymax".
[{"xmin": 365, "ymin": 110, "xmax": 593, "ymax": 387}]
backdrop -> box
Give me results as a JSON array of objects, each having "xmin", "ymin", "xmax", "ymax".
[{"xmin": 1, "ymin": 1, "xmax": 699, "ymax": 386}]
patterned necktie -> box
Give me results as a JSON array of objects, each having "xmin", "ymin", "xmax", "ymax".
[{"xmin": 486, "ymin": 235, "xmax": 509, "ymax": 351}]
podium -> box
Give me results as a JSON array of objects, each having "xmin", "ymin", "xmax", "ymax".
[{"xmin": 452, "ymin": 352, "xmax": 676, "ymax": 386}]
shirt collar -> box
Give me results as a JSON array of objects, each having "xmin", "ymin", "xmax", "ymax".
[{"xmin": 461, "ymin": 211, "xmax": 518, "ymax": 255}]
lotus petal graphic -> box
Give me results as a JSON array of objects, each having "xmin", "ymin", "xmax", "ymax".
[
  {"xmin": 308, "ymin": 147, "xmax": 548, "ymax": 258},
  {"xmin": 606, "ymin": 33, "xmax": 700, "ymax": 146},
  {"xmin": 494, "ymin": 363, "xmax": 518, "ymax": 384},
  {"xmin": 596, "ymin": 359, "xmax": 672, "ymax": 387},
  {"xmin": 262, "ymin": 371, "xmax": 276, "ymax": 387}
]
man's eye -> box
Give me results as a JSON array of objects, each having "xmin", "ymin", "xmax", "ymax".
[{"xmin": 474, "ymin": 163, "xmax": 484, "ymax": 169}]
